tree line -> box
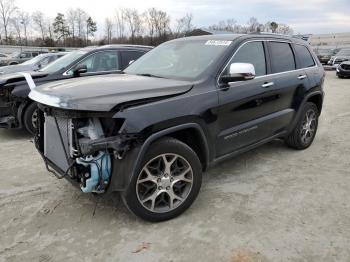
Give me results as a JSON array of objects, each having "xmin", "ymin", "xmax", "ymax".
[{"xmin": 0, "ymin": 0, "xmax": 294, "ymax": 48}]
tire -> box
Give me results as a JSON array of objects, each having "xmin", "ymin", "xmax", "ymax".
[
  {"xmin": 338, "ymin": 75, "xmax": 344, "ymax": 78},
  {"xmin": 122, "ymin": 137, "xmax": 202, "ymax": 222},
  {"xmin": 23, "ymin": 102, "xmax": 38, "ymax": 135},
  {"xmin": 285, "ymin": 102, "xmax": 319, "ymax": 150}
]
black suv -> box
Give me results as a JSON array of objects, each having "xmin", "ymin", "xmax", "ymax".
[
  {"xmin": 30, "ymin": 34, "xmax": 324, "ymax": 222},
  {"xmin": 0, "ymin": 45, "xmax": 152, "ymax": 134}
]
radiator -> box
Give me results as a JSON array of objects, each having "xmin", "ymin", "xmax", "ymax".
[{"xmin": 44, "ymin": 115, "xmax": 71, "ymax": 172}]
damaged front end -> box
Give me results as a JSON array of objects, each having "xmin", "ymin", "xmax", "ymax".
[
  {"xmin": 0, "ymin": 85, "xmax": 19, "ymax": 128},
  {"xmin": 35, "ymin": 105, "xmax": 141, "ymax": 194}
]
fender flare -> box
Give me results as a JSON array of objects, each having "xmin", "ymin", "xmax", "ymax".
[
  {"xmin": 289, "ymin": 90, "xmax": 324, "ymax": 133},
  {"xmin": 109, "ymin": 123, "xmax": 210, "ymax": 192}
]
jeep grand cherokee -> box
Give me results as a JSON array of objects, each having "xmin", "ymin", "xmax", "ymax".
[{"xmin": 29, "ymin": 34, "xmax": 324, "ymax": 222}]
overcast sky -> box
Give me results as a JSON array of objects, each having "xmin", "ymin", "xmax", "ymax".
[{"xmin": 16, "ymin": 0, "xmax": 350, "ymax": 35}]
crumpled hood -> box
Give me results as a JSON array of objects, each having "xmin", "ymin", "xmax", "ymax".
[
  {"xmin": 29, "ymin": 74, "xmax": 193, "ymax": 112},
  {"xmin": 0, "ymin": 71, "xmax": 48, "ymax": 87}
]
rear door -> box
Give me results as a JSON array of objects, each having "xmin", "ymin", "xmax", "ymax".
[
  {"xmin": 266, "ymin": 41, "xmax": 311, "ymax": 135},
  {"xmin": 216, "ymin": 41, "xmax": 279, "ymax": 157}
]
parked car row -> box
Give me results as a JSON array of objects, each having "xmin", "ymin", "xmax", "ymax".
[
  {"xmin": 1, "ymin": 35, "xmax": 325, "ymax": 221},
  {"xmin": 0, "ymin": 50, "xmax": 48, "ymax": 66},
  {"xmin": 0, "ymin": 44, "xmax": 152, "ymax": 134}
]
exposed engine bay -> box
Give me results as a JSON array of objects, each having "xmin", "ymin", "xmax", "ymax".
[{"xmin": 35, "ymin": 106, "xmax": 139, "ymax": 194}]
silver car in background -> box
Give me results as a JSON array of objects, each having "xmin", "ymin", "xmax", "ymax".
[{"xmin": 0, "ymin": 52, "xmax": 68, "ymax": 75}]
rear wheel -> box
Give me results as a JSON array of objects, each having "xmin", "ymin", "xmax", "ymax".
[
  {"xmin": 285, "ymin": 102, "xmax": 319, "ymax": 150},
  {"xmin": 122, "ymin": 137, "xmax": 202, "ymax": 222},
  {"xmin": 23, "ymin": 102, "xmax": 38, "ymax": 135}
]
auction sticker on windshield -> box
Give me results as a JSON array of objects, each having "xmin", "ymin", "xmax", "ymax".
[{"xmin": 205, "ymin": 40, "xmax": 232, "ymax": 46}]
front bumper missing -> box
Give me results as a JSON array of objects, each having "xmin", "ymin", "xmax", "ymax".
[{"xmin": 78, "ymin": 134, "xmax": 139, "ymax": 156}]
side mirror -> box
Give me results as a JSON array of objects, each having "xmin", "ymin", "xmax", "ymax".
[
  {"xmin": 221, "ymin": 63, "xmax": 256, "ymax": 84},
  {"xmin": 73, "ymin": 64, "xmax": 88, "ymax": 77}
]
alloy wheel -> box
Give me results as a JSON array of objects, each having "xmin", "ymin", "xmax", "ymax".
[
  {"xmin": 136, "ymin": 153, "xmax": 193, "ymax": 213},
  {"xmin": 300, "ymin": 109, "xmax": 317, "ymax": 144}
]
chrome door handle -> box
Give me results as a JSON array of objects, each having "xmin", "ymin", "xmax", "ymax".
[
  {"xmin": 298, "ymin": 74, "xmax": 307, "ymax": 80},
  {"xmin": 262, "ymin": 82, "xmax": 274, "ymax": 88}
]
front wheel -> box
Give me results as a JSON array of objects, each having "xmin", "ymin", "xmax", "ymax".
[
  {"xmin": 23, "ymin": 102, "xmax": 38, "ymax": 135},
  {"xmin": 122, "ymin": 137, "xmax": 202, "ymax": 222},
  {"xmin": 285, "ymin": 102, "xmax": 319, "ymax": 150}
]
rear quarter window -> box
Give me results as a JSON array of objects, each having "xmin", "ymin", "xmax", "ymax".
[
  {"xmin": 269, "ymin": 42, "xmax": 296, "ymax": 73},
  {"xmin": 294, "ymin": 44, "xmax": 315, "ymax": 69},
  {"xmin": 121, "ymin": 51, "xmax": 145, "ymax": 70}
]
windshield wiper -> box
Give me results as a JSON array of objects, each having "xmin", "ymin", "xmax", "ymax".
[{"xmin": 137, "ymin": 73, "xmax": 164, "ymax": 78}]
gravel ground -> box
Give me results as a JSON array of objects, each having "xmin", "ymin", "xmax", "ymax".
[{"xmin": 1, "ymin": 72, "xmax": 350, "ymax": 262}]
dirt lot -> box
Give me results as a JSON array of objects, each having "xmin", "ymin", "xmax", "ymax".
[{"xmin": 1, "ymin": 72, "xmax": 350, "ymax": 262}]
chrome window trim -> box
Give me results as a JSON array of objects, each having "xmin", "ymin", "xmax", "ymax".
[
  {"xmin": 62, "ymin": 50, "xmax": 121, "ymax": 76},
  {"xmin": 217, "ymin": 39, "xmax": 319, "ymax": 86}
]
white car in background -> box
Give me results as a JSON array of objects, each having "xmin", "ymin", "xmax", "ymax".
[{"xmin": 328, "ymin": 49, "xmax": 350, "ymax": 68}]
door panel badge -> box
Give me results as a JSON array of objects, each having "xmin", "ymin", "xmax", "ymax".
[{"xmin": 224, "ymin": 125, "xmax": 258, "ymax": 140}]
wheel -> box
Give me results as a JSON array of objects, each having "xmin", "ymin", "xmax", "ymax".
[
  {"xmin": 122, "ymin": 137, "xmax": 202, "ymax": 222},
  {"xmin": 23, "ymin": 102, "xmax": 38, "ymax": 135},
  {"xmin": 285, "ymin": 102, "xmax": 319, "ymax": 150},
  {"xmin": 338, "ymin": 75, "xmax": 344, "ymax": 78}
]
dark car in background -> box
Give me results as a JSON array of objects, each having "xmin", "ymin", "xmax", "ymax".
[
  {"xmin": 0, "ymin": 45, "xmax": 152, "ymax": 134},
  {"xmin": 336, "ymin": 61, "xmax": 350, "ymax": 78},
  {"xmin": 30, "ymin": 34, "xmax": 324, "ymax": 221},
  {"xmin": 328, "ymin": 49, "xmax": 350, "ymax": 68},
  {"xmin": 0, "ymin": 51, "xmax": 47, "ymax": 66},
  {"xmin": 314, "ymin": 48, "xmax": 338, "ymax": 64},
  {"xmin": 0, "ymin": 52, "xmax": 68, "ymax": 75}
]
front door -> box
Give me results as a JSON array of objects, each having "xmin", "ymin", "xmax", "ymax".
[{"xmin": 216, "ymin": 41, "xmax": 278, "ymax": 157}]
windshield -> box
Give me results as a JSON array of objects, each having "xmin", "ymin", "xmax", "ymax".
[
  {"xmin": 22, "ymin": 54, "xmax": 47, "ymax": 65},
  {"xmin": 124, "ymin": 39, "xmax": 232, "ymax": 80},
  {"xmin": 336, "ymin": 49, "xmax": 350, "ymax": 56},
  {"xmin": 39, "ymin": 50, "xmax": 87, "ymax": 73}
]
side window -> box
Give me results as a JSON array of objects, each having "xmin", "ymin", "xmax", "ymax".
[
  {"xmin": 294, "ymin": 44, "xmax": 315, "ymax": 69},
  {"xmin": 32, "ymin": 52, "xmax": 39, "ymax": 57},
  {"xmin": 228, "ymin": 41, "xmax": 266, "ymax": 76},
  {"xmin": 121, "ymin": 51, "xmax": 145, "ymax": 70},
  {"xmin": 20, "ymin": 52, "xmax": 31, "ymax": 58},
  {"xmin": 269, "ymin": 42, "xmax": 296, "ymax": 73},
  {"xmin": 70, "ymin": 51, "xmax": 120, "ymax": 74}
]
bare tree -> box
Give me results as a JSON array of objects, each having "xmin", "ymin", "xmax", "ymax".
[
  {"xmin": 144, "ymin": 8, "xmax": 157, "ymax": 41},
  {"xmin": 124, "ymin": 8, "xmax": 143, "ymax": 43},
  {"xmin": 32, "ymin": 11, "xmax": 47, "ymax": 42},
  {"xmin": 10, "ymin": 13, "xmax": 21, "ymax": 43},
  {"xmin": 66, "ymin": 8, "xmax": 77, "ymax": 39},
  {"xmin": 276, "ymin": 24, "xmax": 293, "ymax": 35},
  {"xmin": 19, "ymin": 11, "xmax": 29, "ymax": 45},
  {"xmin": 0, "ymin": 0, "xmax": 17, "ymax": 43},
  {"xmin": 105, "ymin": 17, "xmax": 113, "ymax": 44},
  {"xmin": 247, "ymin": 17, "xmax": 259, "ymax": 32},
  {"xmin": 115, "ymin": 8, "xmax": 125, "ymax": 39},
  {"xmin": 209, "ymin": 19, "xmax": 236, "ymax": 32},
  {"xmin": 175, "ymin": 13, "xmax": 193, "ymax": 36},
  {"xmin": 76, "ymin": 8, "xmax": 87, "ymax": 39}
]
